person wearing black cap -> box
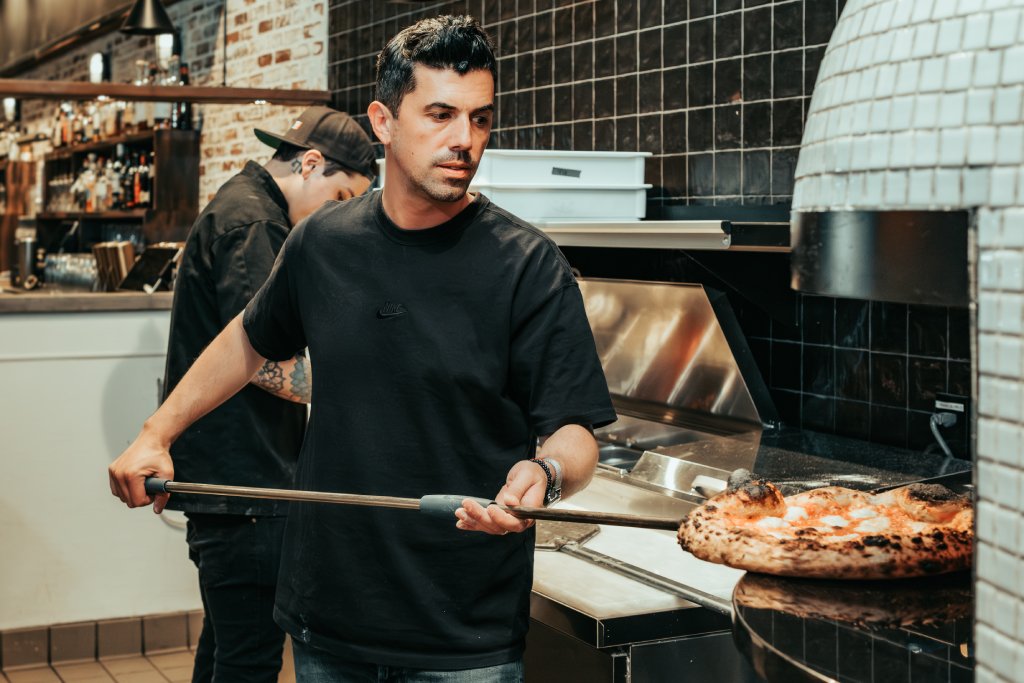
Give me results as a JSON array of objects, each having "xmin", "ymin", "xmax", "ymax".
[{"xmin": 158, "ymin": 106, "xmax": 375, "ymax": 683}]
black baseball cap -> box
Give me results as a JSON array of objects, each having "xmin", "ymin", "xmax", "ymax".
[{"xmin": 255, "ymin": 106, "xmax": 377, "ymax": 179}]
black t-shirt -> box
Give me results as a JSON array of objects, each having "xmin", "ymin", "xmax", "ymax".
[
  {"xmin": 164, "ymin": 161, "xmax": 306, "ymax": 515},
  {"xmin": 243, "ymin": 191, "xmax": 616, "ymax": 669}
]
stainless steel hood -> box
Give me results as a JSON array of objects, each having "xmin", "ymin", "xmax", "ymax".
[{"xmin": 579, "ymin": 278, "xmax": 777, "ymax": 430}]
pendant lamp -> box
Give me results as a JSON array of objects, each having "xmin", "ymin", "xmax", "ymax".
[{"xmin": 121, "ymin": 0, "xmax": 176, "ymax": 35}]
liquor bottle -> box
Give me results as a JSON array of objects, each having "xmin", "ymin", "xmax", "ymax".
[
  {"xmin": 171, "ymin": 62, "xmax": 193, "ymax": 130},
  {"xmin": 138, "ymin": 154, "xmax": 152, "ymax": 207},
  {"xmin": 123, "ymin": 153, "xmax": 137, "ymax": 209}
]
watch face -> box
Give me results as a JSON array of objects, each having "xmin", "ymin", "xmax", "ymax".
[{"xmin": 545, "ymin": 488, "xmax": 561, "ymax": 506}]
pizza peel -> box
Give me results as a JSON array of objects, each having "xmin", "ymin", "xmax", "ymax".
[{"xmin": 143, "ymin": 478, "xmax": 682, "ymax": 530}]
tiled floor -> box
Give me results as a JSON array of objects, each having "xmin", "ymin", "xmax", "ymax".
[{"xmin": 1, "ymin": 639, "xmax": 295, "ymax": 683}]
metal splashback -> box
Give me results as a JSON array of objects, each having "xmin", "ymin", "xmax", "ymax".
[{"xmin": 578, "ymin": 278, "xmax": 776, "ymax": 430}]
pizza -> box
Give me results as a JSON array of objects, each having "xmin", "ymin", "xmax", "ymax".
[{"xmin": 677, "ymin": 470, "xmax": 973, "ymax": 579}]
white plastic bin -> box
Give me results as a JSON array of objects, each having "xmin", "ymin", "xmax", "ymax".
[
  {"xmin": 472, "ymin": 183, "xmax": 650, "ymax": 221},
  {"xmin": 375, "ymin": 149, "xmax": 650, "ymax": 188}
]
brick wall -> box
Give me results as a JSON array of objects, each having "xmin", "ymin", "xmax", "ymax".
[{"xmin": 18, "ymin": 0, "xmax": 327, "ymax": 207}]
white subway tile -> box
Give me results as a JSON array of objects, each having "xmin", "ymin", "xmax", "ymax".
[
  {"xmin": 979, "ymin": 209, "xmax": 1003, "ymax": 248},
  {"xmin": 870, "ymin": 133, "xmax": 894, "ymax": 169},
  {"xmin": 997, "ymin": 379, "xmax": 1019, "ymax": 421},
  {"xmin": 874, "ymin": 30, "xmax": 897, "ymax": 64},
  {"xmin": 895, "ymin": 58, "xmax": 922, "ymax": 94},
  {"xmin": 940, "ymin": 127, "xmax": 968, "ymax": 165},
  {"xmin": 934, "ymin": 168, "xmax": 962, "ymax": 205},
  {"xmin": 980, "ymin": 333, "xmax": 999, "ymax": 374},
  {"xmin": 913, "ymin": 129, "xmax": 940, "ymax": 166},
  {"xmin": 993, "ymin": 86, "xmax": 1024, "ymax": 123},
  {"xmin": 988, "ymin": 9, "xmax": 1022, "ymax": 48},
  {"xmin": 995, "ymin": 506, "xmax": 1018, "ymax": 554},
  {"xmin": 975, "ymin": 50, "xmax": 1004, "ymax": 89},
  {"xmin": 965, "ymin": 165, "xmax": 991, "ymax": 204},
  {"xmin": 889, "ymin": 130, "xmax": 915, "ymax": 166},
  {"xmin": 863, "ymin": 172, "xmax": 886, "ymax": 206},
  {"xmin": 847, "ymin": 173, "xmax": 867, "ymax": 205},
  {"xmin": 833, "ymin": 136, "xmax": 854, "ymax": 172},
  {"xmin": 829, "ymin": 174, "xmax": 850, "ymax": 207},
  {"xmin": 843, "ymin": 70, "xmax": 863, "ymax": 104},
  {"xmin": 1003, "ymin": 209, "xmax": 1024, "ymax": 248},
  {"xmin": 963, "ymin": 12, "xmax": 993, "ymax": 50},
  {"xmin": 991, "ymin": 168, "xmax": 1019, "ymax": 206},
  {"xmin": 996, "ymin": 124, "xmax": 1022, "ymax": 165},
  {"xmin": 912, "ymin": 21, "xmax": 940, "ymax": 58},
  {"xmin": 979, "ymin": 499, "xmax": 1000, "ymax": 542},
  {"xmin": 892, "ymin": 0, "xmax": 915, "ymax": 28},
  {"xmin": 939, "ymin": 91, "xmax": 968, "ymax": 127},
  {"xmin": 945, "ymin": 52, "xmax": 974, "ymax": 91},
  {"xmin": 969, "ymin": 126, "xmax": 999, "ymax": 165},
  {"xmin": 967, "ymin": 87, "xmax": 995, "ymax": 125},
  {"xmin": 981, "ymin": 251, "xmax": 1001, "ymax": 289},
  {"xmin": 875, "ymin": 1, "xmax": 898, "ymax": 33},
  {"xmin": 914, "ymin": 93, "xmax": 941, "ymax": 129},
  {"xmin": 993, "ymin": 628, "xmax": 1020, "ymax": 681},
  {"xmin": 999, "ymin": 250, "xmax": 1024, "ymax": 290},
  {"xmin": 998, "ymin": 293, "xmax": 1023, "ymax": 334},
  {"xmin": 852, "ymin": 101, "xmax": 873, "ymax": 135},
  {"xmin": 890, "ymin": 94, "xmax": 916, "ymax": 129},
  {"xmin": 883, "ymin": 170, "xmax": 908, "ymax": 204},
  {"xmin": 912, "ymin": 0, "xmax": 937, "ymax": 24},
  {"xmin": 995, "ymin": 545, "xmax": 1020, "ymax": 593},
  {"xmin": 1017, "ymin": 598, "xmax": 1024, "ymax": 643},
  {"xmin": 908, "ymin": 168, "xmax": 935, "ymax": 204},
  {"xmin": 976, "ymin": 622, "xmax": 997, "ymax": 670},
  {"xmin": 959, "ymin": 0, "xmax": 986, "ymax": 15},
  {"xmin": 857, "ymin": 65, "xmax": 880, "ymax": 100},
  {"xmin": 851, "ymin": 136, "xmax": 872, "ymax": 170},
  {"xmin": 995, "ymin": 581, "xmax": 1018, "ymax": 636},
  {"xmin": 869, "ymin": 99, "xmax": 891, "ymax": 132},
  {"xmin": 875, "ymin": 62, "xmax": 898, "ymax": 97},
  {"xmin": 998, "ymin": 337, "xmax": 1023, "ymax": 380},
  {"xmin": 920, "ymin": 55, "xmax": 948, "ymax": 92},
  {"xmin": 979, "ymin": 291, "xmax": 1000, "ymax": 332},
  {"xmin": 932, "ymin": 0, "xmax": 958, "ymax": 20},
  {"xmin": 1003, "ymin": 45, "xmax": 1024, "ymax": 85}
]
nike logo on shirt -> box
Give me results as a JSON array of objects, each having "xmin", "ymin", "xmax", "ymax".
[{"xmin": 377, "ymin": 301, "xmax": 407, "ymax": 319}]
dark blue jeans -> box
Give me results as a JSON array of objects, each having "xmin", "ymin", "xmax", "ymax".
[
  {"xmin": 292, "ymin": 640, "xmax": 524, "ymax": 683},
  {"xmin": 186, "ymin": 514, "xmax": 287, "ymax": 683}
]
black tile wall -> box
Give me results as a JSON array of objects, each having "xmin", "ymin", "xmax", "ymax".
[
  {"xmin": 327, "ymin": 1, "xmax": 972, "ymax": 458},
  {"xmin": 327, "ymin": 0, "xmax": 833, "ymax": 211}
]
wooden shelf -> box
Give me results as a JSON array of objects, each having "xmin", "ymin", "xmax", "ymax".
[
  {"xmin": 0, "ymin": 79, "xmax": 330, "ymax": 105},
  {"xmin": 44, "ymin": 131, "xmax": 156, "ymax": 160},
  {"xmin": 37, "ymin": 210, "xmax": 148, "ymax": 220}
]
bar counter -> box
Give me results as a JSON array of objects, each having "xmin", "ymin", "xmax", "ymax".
[{"xmin": 0, "ymin": 282, "xmax": 173, "ymax": 313}]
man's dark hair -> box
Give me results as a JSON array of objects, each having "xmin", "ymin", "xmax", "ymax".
[
  {"xmin": 271, "ymin": 142, "xmax": 357, "ymax": 178},
  {"xmin": 375, "ymin": 15, "xmax": 497, "ymax": 117}
]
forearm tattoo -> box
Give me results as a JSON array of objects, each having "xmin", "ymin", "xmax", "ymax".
[
  {"xmin": 253, "ymin": 361, "xmax": 286, "ymax": 393},
  {"xmin": 288, "ymin": 355, "xmax": 311, "ymax": 403},
  {"xmin": 252, "ymin": 353, "xmax": 311, "ymax": 403}
]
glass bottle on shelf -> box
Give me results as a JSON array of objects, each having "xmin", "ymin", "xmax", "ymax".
[
  {"xmin": 135, "ymin": 60, "xmax": 154, "ymax": 130},
  {"xmin": 172, "ymin": 62, "xmax": 193, "ymax": 130}
]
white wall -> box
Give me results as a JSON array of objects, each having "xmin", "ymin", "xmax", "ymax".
[{"xmin": 0, "ymin": 310, "xmax": 200, "ymax": 630}]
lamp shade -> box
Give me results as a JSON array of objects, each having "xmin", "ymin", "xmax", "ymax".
[{"xmin": 121, "ymin": 0, "xmax": 176, "ymax": 35}]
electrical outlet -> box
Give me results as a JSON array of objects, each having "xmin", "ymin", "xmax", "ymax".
[{"xmin": 935, "ymin": 392, "xmax": 971, "ymax": 458}]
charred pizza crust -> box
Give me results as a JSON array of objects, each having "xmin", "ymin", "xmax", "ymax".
[{"xmin": 677, "ymin": 472, "xmax": 973, "ymax": 580}]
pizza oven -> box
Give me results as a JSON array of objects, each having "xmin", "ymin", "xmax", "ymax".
[{"xmin": 525, "ymin": 278, "xmax": 972, "ymax": 681}]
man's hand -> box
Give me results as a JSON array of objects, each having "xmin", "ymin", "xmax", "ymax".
[
  {"xmin": 455, "ymin": 459, "xmax": 547, "ymax": 535},
  {"xmin": 108, "ymin": 427, "xmax": 175, "ymax": 513}
]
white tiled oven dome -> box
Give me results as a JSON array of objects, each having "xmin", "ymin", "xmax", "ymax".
[
  {"xmin": 793, "ymin": 2, "xmax": 1024, "ymax": 681},
  {"xmin": 793, "ymin": 0, "xmax": 1024, "ymax": 212}
]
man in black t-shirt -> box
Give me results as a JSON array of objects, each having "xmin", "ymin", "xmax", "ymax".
[
  {"xmin": 109, "ymin": 16, "xmax": 616, "ymax": 683},
  {"xmin": 156, "ymin": 107, "xmax": 375, "ymax": 683}
]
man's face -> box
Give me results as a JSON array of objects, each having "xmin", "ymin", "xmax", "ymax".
[
  {"xmin": 291, "ymin": 164, "xmax": 371, "ymax": 223},
  {"xmin": 387, "ymin": 65, "xmax": 494, "ymax": 203}
]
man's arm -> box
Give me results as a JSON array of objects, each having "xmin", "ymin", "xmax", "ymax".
[
  {"xmin": 251, "ymin": 353, "xmax": 311, "ymax": 403},
  {"xmin": 455, "ymin": 423, "xmax": 598, "ymax": 535},
  {"xmin": 108, "ymin": 313, "xmax": 267, "ymax": 512}
]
